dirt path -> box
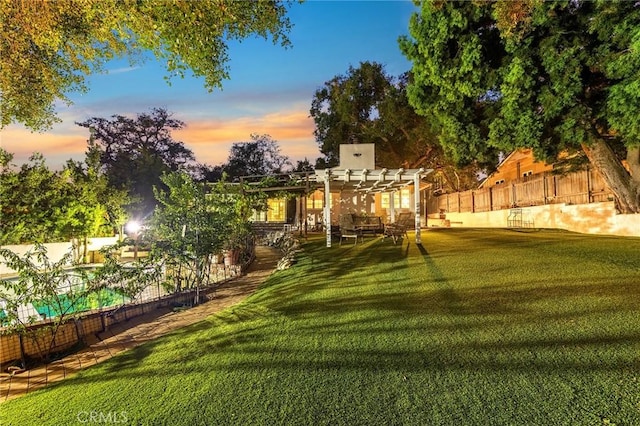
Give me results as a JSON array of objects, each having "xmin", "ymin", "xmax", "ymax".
[{"xmin": 0, "ymin": 246, "xmax": 281, "ymax": 402}]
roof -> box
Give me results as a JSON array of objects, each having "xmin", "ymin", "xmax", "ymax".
[{"xmin": 479, "ymin": 148, "xmax": 557, "ymax": 188}]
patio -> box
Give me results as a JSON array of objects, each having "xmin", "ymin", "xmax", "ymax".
[{"xmin": 313, "ymin": 144, "xmax": 432, "ymax": 247}]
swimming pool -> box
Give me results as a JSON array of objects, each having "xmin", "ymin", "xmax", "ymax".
[
  {"xmin": 1, "ymin": 270, "xmax": 132, "ymax": 323},
  {"xmin": 30, "ymin": 288, "xmax": 130, "ymax": 319}
]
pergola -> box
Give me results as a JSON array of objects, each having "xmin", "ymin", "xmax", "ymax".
[{"xmin": 314, "ymin": 167, "xmax": 433, "ymax": 247}]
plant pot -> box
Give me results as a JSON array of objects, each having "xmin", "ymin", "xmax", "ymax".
[{"xmin": 223, "ymin": 249, "xmax": 238, "ymax": 266}]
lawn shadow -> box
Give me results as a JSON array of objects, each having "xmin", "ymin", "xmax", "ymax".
[{"xmin": 18, "ymin": 230, "xmax": 640, "ymax": 409}]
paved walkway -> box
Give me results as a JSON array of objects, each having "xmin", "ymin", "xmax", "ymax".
[{"xmin": 0, "ymin": 246, "xmax": 281, "ymax": 403}]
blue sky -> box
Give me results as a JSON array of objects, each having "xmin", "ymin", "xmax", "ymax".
[{"xmin": 1, "ymin": 0, "xmax": 418, "ymax": 169}]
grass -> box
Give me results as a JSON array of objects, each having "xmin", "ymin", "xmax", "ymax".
[{"xmin": 2, "ymin": 228, "xmax": 640, "ymax": 425}]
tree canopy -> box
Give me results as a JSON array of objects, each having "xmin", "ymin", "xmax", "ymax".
[
  {"xmin": 400, "ymin": 0, "xmax": 640, "ymax": 212},
  {"xmin": 310, "ymin": 61, "xmax": 485, "ymax": 191},
  {"xmin": 77, "ymin": 108, "xmax": 195, "ymax": 217},
  {"xmin": 0, "ymin": 148, "xmax": 127, "ymax": 245},
  {"xmin": 311, "ymin": 62, "xmax": 391, "ymax": 167},
  {"xmin": 0, "ymin": 0, "xmax": 292, "ymax": 130},
  {"xmin": 223, "ymin": 134, "xmax": 291, "ymax": 179}
]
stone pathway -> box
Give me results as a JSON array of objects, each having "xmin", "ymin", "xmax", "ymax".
[{"xmin": 0, "ymin": 246, "xmax": 281, "ymax": 403}]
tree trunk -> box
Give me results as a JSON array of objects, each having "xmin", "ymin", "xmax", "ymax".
[
  {"xmin": 581, "ymin": 140, "xmax": 640, "ymax": 213},
  {"xmin": 83, "ymin": 235, "xmax": 89, "ymax": 264},
  {"xmin": 627, "ymin": 147, "xmax": 640, "ymax": 181}
]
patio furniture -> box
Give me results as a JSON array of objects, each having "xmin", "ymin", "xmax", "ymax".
[
  {"xmin": 339, "ymin": 214, "xmax": 363, "ymax": 245},
  {"xmin": 350, "ymin": 214, "xmax": 383, "ymax": 237},
  {"xmin": 383, "ymin": 212, "xmax": 414, "ymax": 244},
  {"xmin": 507, "ymin": 208, "xmax": 535, "ymax": 228},
  {"xmin": 355, "ymin": 215, "xmax": 383, "ymax": 235}
]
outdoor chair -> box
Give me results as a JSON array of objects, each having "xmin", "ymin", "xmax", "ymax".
[
  {"xmin": 339, "ymin": 214, "xmax": 363, "ymax": 246},
  {"xmin": 383, "ymin": 212, "xmax": 413, "ymax": 244}
]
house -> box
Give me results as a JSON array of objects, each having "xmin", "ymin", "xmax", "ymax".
[
  {"xmin": 247, "ymin": 144, "xmax": 433, "ymax": 246},
  {"xmin": 479, "ymin": 149, "xmax": 553, "ymax": 188},
  {"xmin": 303, "ymin": 185, "xmax": 418, "ymax": 229}
]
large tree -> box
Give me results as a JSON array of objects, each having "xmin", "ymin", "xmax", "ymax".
[
  {"xmin": 400, "ymin": 0, "xmax": 640, "ymax": 213},
  {"xmin": 0, "ymin": 151, "xmax": 63, "ymax": 244},
  {"xmin": 223, "ymin": 133, "xmax": 291, "ymax": 179},
  {"xmin": 60, "ymin": 155, "xmax": 128, "ymax": 258},
  {"xmin": 311, "ymin": 62, "xmax": 391, "ymax": 167},
  {"xmin": 77, "ymin": 108, "xmax": 195, "ymax": 216},
  {"xmin": 310, "ymin": 61, "xmax": 486, "ymax": 191},
  {"xmin": 0, "ymin": 0, "xmax": 292, "ymax": 130}
]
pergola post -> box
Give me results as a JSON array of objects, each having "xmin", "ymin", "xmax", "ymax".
[
  {"xmin": 414, "ymin": 169, "xmax": 424, "ymax": 245},
  {"xmin": 389, "ymin": 192, "xmax": 396, "ymax": 223},
  {"xmin": 312, "ymin": 166, "xmax": 432, "ymax": 248},
  {"xmin": 324, "ymin": 169, "xmax": 332, "ymax": 247}
]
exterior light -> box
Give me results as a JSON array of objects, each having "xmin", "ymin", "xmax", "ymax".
[
  {"xmin": 125, "ymin": 221, "xmax": 142, "ymax": 260},
  {"xmin": 125, "ymin": 221, "xmax": 141, "ymax": 235}
]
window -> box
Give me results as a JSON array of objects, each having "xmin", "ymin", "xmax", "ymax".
[
  {"xmin": 400, "ymin": 189, "xmax": 411, "ymax": 208},
  {"xmin": 306, "ymin": 190, "xmax": 323, "ymax": 209},
  {"xmin": 267, "ymin": 198, "xmax": 286, "ymax": 222},
  {"xmin": 306, "ymin": 191, "xmax": 334, "ymax": 209},
  {"xmin": 523, "ymin": 171, "xmax": 533, "ymax": 177},
  {"xmin": 495, "ymin": 179, "xmax": 505, "ymax": 185},
  {"xmin": 250, "ymin": 210, "xmax": 265, "ymax": 222},
  {"xmin": 251, "ymin": 198, "xmax": 286, "ymax": 222},
  {"xmin": 381, "ymin": 192, "xmax": 396, "ymax": 209},
  {"xmin": 381, "ymin": 189, "xmax": 411, "ymax": 209}
]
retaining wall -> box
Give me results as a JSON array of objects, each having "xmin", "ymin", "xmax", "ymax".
[{"xmin": 429, "ymin": 201, "xmax": 640, "ymax": 237}]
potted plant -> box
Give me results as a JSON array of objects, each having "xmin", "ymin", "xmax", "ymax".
[{"xmin": 223, "ymin": 222, "xmax": 252, "ymax": 266}]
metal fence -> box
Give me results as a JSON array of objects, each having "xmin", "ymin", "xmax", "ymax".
[
  {"xmin": 0, "ymin": 253, "xmax": 256, "ymax": 368},
  {"xmin": 0, "ymin": 253, "xmax": 252, "ymax": 331}
]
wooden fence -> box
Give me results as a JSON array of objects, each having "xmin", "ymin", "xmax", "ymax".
[{"xmin": 428, "ymin": 168, "xmax": 613, "ymax": 214}]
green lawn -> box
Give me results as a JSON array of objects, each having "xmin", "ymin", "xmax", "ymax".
[{"xmin": 2, "ymin": 229, "xmax": 640, "ymax": 425}]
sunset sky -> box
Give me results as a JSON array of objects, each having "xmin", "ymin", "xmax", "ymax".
[{"xmin": 1, "ymin": 1, "xmax": 417, "ymax": 169}]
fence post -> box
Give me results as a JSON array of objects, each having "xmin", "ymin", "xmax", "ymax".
[
  {"xmin": 471, "ymin": 191, "xmax": 475, "ymax": 213},
  {"xmin": 18, "ymin": 333, "xmax": 26, "ymax": 369},
  {"xmin": 73, "ymin": 318, "xmax": 82, "ymax": 343},
  {"xmin": 586, "ymin": 167, "xmax": 592, "ymax": 203},
  {"xmin": 489, "ymin": 187, "xmax": 494, "ymax": 211}
]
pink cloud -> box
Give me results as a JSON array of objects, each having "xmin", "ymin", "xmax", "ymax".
[
  {"xmin": 0, "ymin": 125, "xmax": 88, "ymax": 168},
  {"xmin": 1, "ymin": 108, "xmax": 321, "ymax": 168},
  {"xmin": 175, "ymin": 109, "xmax": 320, "ymax": 165}
]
